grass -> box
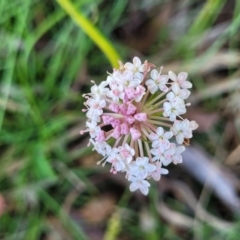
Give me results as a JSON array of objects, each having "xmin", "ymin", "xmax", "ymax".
[{"xmin": 0, "ymin": 0, "xmax": 240, "ymax": 239}]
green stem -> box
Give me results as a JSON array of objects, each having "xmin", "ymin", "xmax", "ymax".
[{"xmin": 56, "ymin": 0, "xmax": 121, "ymax": 68}]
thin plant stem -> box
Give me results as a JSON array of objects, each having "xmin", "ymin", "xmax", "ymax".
[{"xmin": 56, "ymin": 0, "xmax": 121, "ymax": 68}]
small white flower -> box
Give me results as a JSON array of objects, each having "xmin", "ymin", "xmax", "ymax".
[
  {"xmin": 168, "ymin": 71, "xmax": 192, "ymax": 89},
  {"xmin": 129, "ymin": 175, "xmax": 150, "ymax": 195},
  {"xmin": 106, "ymin": 71, "xmax": 122, "ymax": 87},
  {"xmin": 133, "ymin": 72, "xmax": 144, "ymax": 82},
  {"xmin": 150, "ymin": 127, "xmax": 173, "ymax": 150},
  {"xmin": 129, "ymin": 157, "xmax": 156, "ymax": 178},
  {"xmin": 167, "ymin": 83, "xmax": 190, "ymax": 102},
  {"xmin": 124, "ymin": 57, "xmax": 145, "ymax": 73},
  {"xmin": 149, "ymin": 162, "xmax": 169, "ymax": 181},
  {"xmin": 118, "ymin": 143, "xmax": 135, "ymax": 164},
  {"xmin": 122, "ymin": 70, "xmax": 142, "ymax": 88},
  {"xmin": 90, "ymin": 140, "xmax": 111, "ymax": 156},
  {"xmin": 107, "ymin": 148, "xmax": 126, "ymax": 172},
  {"xmin": 163, "ymin": 100, "xmax": 186, "ymax": 121},
  {"xmin": 107, "ymin": 84, "xmax": 125, "ymax": 102},
  {"xmin": 171, "ymin": 120, "xmax": 193, "ymax": 144},
  {"xmin": 146, "ymin": 69, "xmax": 169, "ymax": 94},
  {"xmin": 87, "ymin": 98, "xmax": 106, "ymax": 115},
  {"xmin": 170, "ymin": 144, "xmax": 185, "ymax": 164},
  {"xmin": 86, "ymin": 97, "xmax": 106, "ymax": 122},
  {"xmin": 86, "ymin": 121, "xmax": 101, "ymax": 138},
  {"xmin": 90, "ymin": 81, "xmax": 109, "ymax": 98},
  {"xmin": 150, "ymin": 146, "xmax": 175, "ymax": 166}
]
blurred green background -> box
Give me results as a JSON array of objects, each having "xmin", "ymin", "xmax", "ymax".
[{"xmin": 1, "ymin": 0, "xmax": 240, "ymax": 239}]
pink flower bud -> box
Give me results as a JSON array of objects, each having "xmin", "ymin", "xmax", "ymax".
[
  {"xmin": 109, "ymin": 103, "xmax": 119, "ymax": 113},
  {"xmin": 102, "ymin": 115, "xmax": 114, "ymax": 124},
  {"xmin": 125, "ymin": 116, "xmax": 135, "ymax": 124},
  {"xmin": 120, "ymin": 123, "xmax": 130, "ymax": 134},
  {"xmin": 119, "ymin": 103, "xmax": 128, "ymax": 114},
  {"xmin": 126, "ymin": 103, "xmax": 137, "ymax": 115},
  {"xmin": 134, "ymin": 113, "xmax": 147, "ymax": 122},
  {"xmin": 111, "ymin": 119, "xmax": 121, "ymax": 128},
  {"xmin": 112, "ymin": 125, "xmax": 121, "ymax": 139},
  {"xmin": 130, "ymin": 127, "xmax": 141, "ymax": 140}
]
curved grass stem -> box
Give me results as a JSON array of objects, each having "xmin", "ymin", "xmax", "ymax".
[{"xmin": 56, "ymin": 0, "xmax": 121, "ymax": 68}]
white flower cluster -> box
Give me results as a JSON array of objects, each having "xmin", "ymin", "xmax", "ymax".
[{"xmin": 81, "ymin": 57, "xmax": 198, "ymax": 195}]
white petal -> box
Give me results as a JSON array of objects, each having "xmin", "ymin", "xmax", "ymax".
[
  {"xmin": 139, "ymin": 65, "xmax": 145, "ymax": 72},
  {"xmin": 152, "ymin": 140, "xmax": 160, "ymax": 149},
  {"xmin": 159, "ymin": 84, "xmax": 169, "ymax": 92},
  {"xmin": 175, "ymin": 146, "xmax": 185, "ymax": 155},
  {"xmin": 129, "ymin": 182, "xmax": 138, "ymax": 192},
  {"xmin": 181, "ymin": 81, "xmax": 192, "ymax": 89},
  {"xmin": 166, "ymin": 92, "xmax": 174, "ymax": 101},
  {"xmin": 190, "ymin": 121, "xmax": 199, "ymax": 130},
  {"xmin": 161, "ymin": 168, "xmax": 169, "ymax": 175},
  {"xmin": 146, "ymin": 164, "xmax": 156, "ymax": 172},
  {"xmin": 139, "ymin": 185, "xmax": 149, "ymax": 195},
  {"xmin": 182, "ymin": 119, "xmax": 189, "ymax": 130},
  {"xmin": 150, "ymin": 69, "xmax": 158, "ymax": 80},
  {"xmin": 124, "ymin": 70, "xmax": 133, "ymax": 80},
  {"xmin": 178, "ymin": 72, "xmax": 188, "ymax": 82},
  {"xmin": 158, "ymin": 75, "xmax": 169, "ymax": 84},
  {"xmin": 124, "ymin": 62, "xmax": 134, "ymax": 71},
  {"xmin": 146, "ymin": 80, "xmax": 158, "ymax": 94},
  {"xmin": 163, "ymin": 102, "xmax": 171, "ymax": 111},
  {"xmin": 170, "ymin": 113, "xmax": 176, "ymax": 121},
  {"xmin": 174, "ymin": 121, "xmax": 181, "ymax": 131},
  {"xmin": 183, "ymin": 129, "xmax": 192, "ymax": 138},
  {"xmin": 156, "ymin": 127, "xmax": 164, "ymax": 136},
  {"xmin": 133, "ymin": 57, "xmax": 141, "ymax": 68},
  {"xmin": 176, "ymin": 133, "xmax": 184, "ymax": 144},
  {"xmin": 161, "ymin": 158, "xmax": 172, "ymax": 166},
  {"xmin": 172, "ymin": 83, "xmax": 180, "ymax": 94},
  {"xmin": 173, "ymin": 155, "xmax": 182, "ymax": 164},
  {"xmin": 163, "ymin": 132, "xmax": 173, "ymax": 139},
  {"xmin": 99, "ymin": 100, "xmax": 106, "ymax": 108},
  {"xmin": 177, "ymin": 106, "xmax": 186, "ymax": 115},
  {"xmin": 180, "ymin": 89, "xmax": 190, "ymax": 99},
  {"xmin": 150, "ymin": 148, "xmax": 159, "ymax": 156},
  {"xmin": 142, "ymin": 157, "xmax": 149, "ymax": 165},
  {"xmin": 149, "ymin": 85, "xmax": 158, "ymax": 94},
  {"xmin": 145, "ymin": 79, "xmax": 154, "ymax": 85},
  {"xmin": 134, "ymin": 72, "xmax": 144, "ymax": 81},
  {"xmin": 152, "ymin": 171, "xmax": 161, "ymax": 181},
  {"xmin": 168, "ymin": 71, "xmax": 177, "ymax": 81}
]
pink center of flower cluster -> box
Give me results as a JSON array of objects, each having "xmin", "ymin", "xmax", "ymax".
[{"xmin": 102, "ymin": 102, "xmax": 147, "ymax": 141}]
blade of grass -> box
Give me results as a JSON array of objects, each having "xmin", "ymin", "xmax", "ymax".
[
  {"xmin": 56, "ymin": 0, "xmax": 121, "ymax": 68},
  {"xmin": 60, "ymin": 31, "xmax": 90, "ymax": 93},
  {"xmin": 39, "ymin": 189, "xmax": 89, "ymax": 240},
  {"xmin": 32, "ymin": 143, "xmax": 56, "ymax": 180},
  {"xmin": 0, "ymin": 0, "xmax": 31, "ymax": 132},
  {"xmin": 104, "ymin": 188, "xmax": 132, "ymax": 240},
  {"xmin": 188, "ymin": 0, "xmax": 226, "ymax": 35},
  {"xmin": 174, "ymin": 0, "xmax": 226, "ymax": 58}
]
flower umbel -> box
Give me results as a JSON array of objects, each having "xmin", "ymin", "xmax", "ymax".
[{"xmin": 81, "ymin": 57, "xmax": 198, "ymax": 195}]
